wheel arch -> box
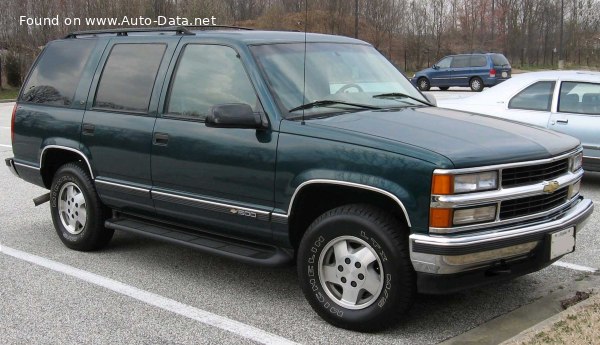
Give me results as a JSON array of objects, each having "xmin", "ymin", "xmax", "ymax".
[
  {"xmin": 40, "ymin": 145, "xmax": 94, "ymax": 188},
  {"xmin": 286, "ymin": 180, "xmax": 412, "ymax": 250}
]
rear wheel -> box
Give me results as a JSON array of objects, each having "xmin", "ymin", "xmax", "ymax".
[
  {"xmin": 470, "ymin": 77, "xmax": 484, "ymax": 92},
  {"xmin": 417, "ymin": 77, "xmax": 430, "ymax": 91},
  {"xmin": 50, "ymin": 162, "xmax": 113, "ymax": 251},
  {"xmin": 297, "ymin": 204, "xmax": 415, "ymax": 331}
]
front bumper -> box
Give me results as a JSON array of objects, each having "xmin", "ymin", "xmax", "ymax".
[
  {"xmin": 410, "ymin": 197, "xmax": 593, "ymax": 293},
  {"xmin": 5, "ymin": 158, "xmax": 19, "ymax": 177}
]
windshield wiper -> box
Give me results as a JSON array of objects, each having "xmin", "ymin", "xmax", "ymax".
[
  {"xmin": 289, "ymin": 100, "xmax": 381, "ymax": 113},
  {"xmin": 372, "ymin": 92, "xmax": 432, "ymax": 105}
]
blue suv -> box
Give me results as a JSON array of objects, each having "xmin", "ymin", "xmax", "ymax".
[{"xmin": 411, "ymin": 53, "xmax": 511, "ymax": 92}]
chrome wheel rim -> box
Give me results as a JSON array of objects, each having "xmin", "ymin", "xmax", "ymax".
[
  {"xmin": 419, "ymin": 80, "xmax": 428, "ymax": 89},
  {"xmin": 318, "ymin": 236, "xmax": 384, "ymax": 310},
  {"xmin": 58, "ymin": 182, "xmax": 87, "ymax": 235},
  {"xmin": 472, "ymin": 79, "xmax": 481, "ymax": 90}
]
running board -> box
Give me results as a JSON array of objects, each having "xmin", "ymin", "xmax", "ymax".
[{"xmin": 105, "ymin": 217, "xmax": 293, "ymax": 267}]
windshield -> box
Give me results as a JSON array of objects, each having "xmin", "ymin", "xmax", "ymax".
[{"xmin": 250, "ymin": 43, "xmax": 429, "ymax": 118}]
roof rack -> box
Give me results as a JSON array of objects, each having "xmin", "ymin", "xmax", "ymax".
[
  {"xmin": 185, "ymin": 25, "xmax": 254, "ymax": 31},
  {"xmin": 64, "ymin": 25, "xmax": 254, "ymax": 39},
  {"xmin": 64, "ymin": 26, "xmax": 194, "ymax": 39}
]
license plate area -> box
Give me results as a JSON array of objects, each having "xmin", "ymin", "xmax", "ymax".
[{"xmin": 550, "ymin": 227, "xmax": 575, "ymax": 260}]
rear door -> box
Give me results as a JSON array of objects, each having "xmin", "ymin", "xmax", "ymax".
[
  {"xmin": 550, "ymin": 80, "xmax": 600, "ymax": 165},
  {"xmin": 81, "ymin": 37, "xmax": 178, "ymax": 214},
  {"xmin": 491, "ymin": 54, "xmax": 511, "ymax": 81}
]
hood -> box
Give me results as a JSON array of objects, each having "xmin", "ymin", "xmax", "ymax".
[{"xmin": 306, "ymin": 107, "xmax": 580, "ymax": 168}]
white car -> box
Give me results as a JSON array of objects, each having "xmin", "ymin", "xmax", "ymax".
[{"xmin": 438, "ymin": 70, "xmax": 600, "ymax": 171}]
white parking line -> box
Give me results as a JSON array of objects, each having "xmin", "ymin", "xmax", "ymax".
[
  {"xmin": 0, "ymin": 144, "xmax": 13, "ymax": 148},
  {"xmin": 552, "ymin": 261, "xmax": 597, "ymax": 273},
  {"xmin": 0, "ymin": 245, "xmax": 299, "ymax": 345}
]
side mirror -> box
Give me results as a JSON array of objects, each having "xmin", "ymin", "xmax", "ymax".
[
  {"xmin": 206, "ymin": 103, "xmax": 265, "ymax": 129},
  {"xmin": 424, "ymin": 93, "xmax": 437, "ymax": 106},
  {"xmin": 432, "ymin": 64, "xmax": 439, "ymax": 70}
]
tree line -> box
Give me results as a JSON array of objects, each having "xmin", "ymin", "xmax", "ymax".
[{"xmin": 1, "ymin": 0, "xmax": 599, "ymax": 87}]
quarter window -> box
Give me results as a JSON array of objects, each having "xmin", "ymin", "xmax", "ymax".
[
  {"xmin": 450, "ymin": 56, "xmax": 471, "ymax": 68},
  {"xmin": 558, "ymin": 82, "xmax": 600, "ymax": 115},
  {"xmin": 167, "ymin": 45, "xmax": 260, "ymax": 120},
  {"xmin": 94, "ymin": 44, "xmax": 166, "ymax": 113},
  {"xmin": 508, "ymin": 81, "xmax": 555, "ymax": 111},
  {"xmin": 470, "ymin": 56, "xmax": 487, "ymax": 67},
  {"xmin": 20, "ymin": 40, "xmax": 95, "ymax": 106}
]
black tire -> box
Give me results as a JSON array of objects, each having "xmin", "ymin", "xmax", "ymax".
[
  {"xmin": 417, "ymin": 77, "xmax": 430, "ymax": 91},
  {"xmin": 470, "ymin": 77, "xmax": 484, "ymax": 92},
  {"xmin": 297, "ymin": 204, "xmax": 415, "ymax": 332},
  {"xmin": 50, "ymin": 162, "xmax": 114, "ymax": 251},
  {"xmin": 439, "ymin": 86, "xmax": 450, "ymax": 91}
]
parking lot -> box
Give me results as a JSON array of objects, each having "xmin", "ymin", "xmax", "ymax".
[{"xmin": 1, "ymin": 97, "xmax": 599, "ymax": 344}]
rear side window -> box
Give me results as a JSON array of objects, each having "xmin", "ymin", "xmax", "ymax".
[
  {"xmin": 20, "ymin": 40, "xmax": 95, "ymax": 106},
  {"xmin": 470, "ymin": 56, "xmax": 487, "ymax": 67},
  {"xmin": 509, "ymin": 81, "xmax": 555, "ymax": 111},
  {"xmin": 492, "ymin": 54, "xmax": 510, "ymax": 66},
  {"xmin": 94, "ymin": 44, "xmax": 166, "ymax": 113},
  {"xmin": 450, "ymin": 56, "xmax": 470, "ymax": 68}
]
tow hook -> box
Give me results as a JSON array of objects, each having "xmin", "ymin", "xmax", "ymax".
[{"xmin": 33, "ymin": 193, "xmax": 50, "ymax": 206}]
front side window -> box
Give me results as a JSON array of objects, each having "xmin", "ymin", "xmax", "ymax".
[
  {"xmin": 167, "ymin": 45, "xmax": 260, "ymax": 120},
  {"xmin": 508, "ymin": 81, "xmax": 555, "ymax": 111},
  {"xmin": 436, "ymin": 57, "xmax": 451, "ymax": 69},
  {"xmin": 559, "ymin": 81, "xmax": 600, "ymax": 115},
  {"xmin": 94, "ymin": 44, "xmax": 166, "ymax": 113},
  {"xmin": 20, "ymin": 40, "xmax": 95, "ymax": 106},
  {"xmin": 250, "ymin": 43, "xmax": 427, "ymax": 118}
]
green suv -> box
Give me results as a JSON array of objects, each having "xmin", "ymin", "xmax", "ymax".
[{"xmin": 5, "ymin": 27, "xmax": 593, "ymax": 331}]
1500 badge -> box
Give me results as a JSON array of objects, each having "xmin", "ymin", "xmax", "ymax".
[{"xmin": 230, "ymin": 209, "xmax": 257, "ymax": 218}]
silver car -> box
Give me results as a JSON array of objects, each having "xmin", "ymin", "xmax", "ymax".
[{"xmin": 438, "ymin": 71, "xmax": 600, "ymax": 171}]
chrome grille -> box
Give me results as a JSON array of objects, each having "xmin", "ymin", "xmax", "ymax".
[
  {"xmin": 499, "ymin": 188, "xmax": 569, "ymax": 220},
  {"xmin": 502, "ymin": 159, "xmax": 569, "ymax": 188}
]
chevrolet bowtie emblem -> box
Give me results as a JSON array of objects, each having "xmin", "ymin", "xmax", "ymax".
[{"xmin": 543, "ymin": 181, "xmax": 560, "ymax": 193}]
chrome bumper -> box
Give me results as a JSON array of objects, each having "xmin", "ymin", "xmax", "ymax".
[
  {"xmin": 5, "ymin": 158, "xmax": 19, "ymax": 177},
  {"xmin": 410, "ymin": 197, "xmax": 594, "ymax": 274}
]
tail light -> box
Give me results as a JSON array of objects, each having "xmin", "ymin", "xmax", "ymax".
[
  {"xmin": 489, "ymin": 69, "xmax": 496, "ymax": 78},
  {"xmin": 11, "ymin": 103, "xmax": 17, "ymax": 145}
]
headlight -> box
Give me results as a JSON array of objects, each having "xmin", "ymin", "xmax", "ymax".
[
  {"xmin": 571, "ymin": 152, "xmax": 583, "ymax": 172},
  {"xmin": 453, "ymin": 205, "xmax": 497, "ymax": 225},
  {"xmin": 412, "ymin": 74, "xmax": 416, "ymax": 78},
  {"xmin": 432, "ymin": 171, "xmax": 498, "ymax": 195}
]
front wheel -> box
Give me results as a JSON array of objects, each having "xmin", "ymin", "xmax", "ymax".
[
  {"xmin": 297, "ymin": 204, "xmax": 415, "ymax": 331},
  {"xmin": 417, "ymin": 77, "xmax": 430, "ymax": 91},
  {"xmin": 50, "ymin": 162, "xmax": 114, "ymax": 251}
]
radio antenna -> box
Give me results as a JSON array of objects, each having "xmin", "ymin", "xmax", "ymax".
[{"xmin": 301, "ymin": 0, "xmax": 308, "ymax": 125}]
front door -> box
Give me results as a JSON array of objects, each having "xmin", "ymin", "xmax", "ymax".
[{"xmin": 151, "ymin": 42, "xmax": 277, "ymax": 241}]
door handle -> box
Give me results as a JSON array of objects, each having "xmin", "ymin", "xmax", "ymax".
[
  {"xmin": 153, "ymin": 132, "xmax": 169, "ymax": 146},
  {"xmin": 556, "ymin": 119, "xmax": 569, "ymax": 124},
  {"xmin": 82, "ymin": 123, "xmax": 95, "ymax": 135}
]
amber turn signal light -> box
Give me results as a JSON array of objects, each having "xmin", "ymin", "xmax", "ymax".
[{"xmin": 430, "ymin": 208, "xmax": 453, "ymax": 228}]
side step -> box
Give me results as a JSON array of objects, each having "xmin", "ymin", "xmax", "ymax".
[{"xmin": 105, "ymin": 216, "xmax": 293, "ymax": 267}]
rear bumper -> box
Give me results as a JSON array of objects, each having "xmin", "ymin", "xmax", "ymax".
[
  {"xmin": 5, "ymin": 158, "xmax": 19, "ymax": 177},
  {"xmin": 410, "ymin": 197, "xmax": 593, "ymax": 293}
]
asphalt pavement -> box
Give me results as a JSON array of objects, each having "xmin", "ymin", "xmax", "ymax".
[{"xmin": 1, "ymin": 98, "xmax": 599, "ymax": 344}]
